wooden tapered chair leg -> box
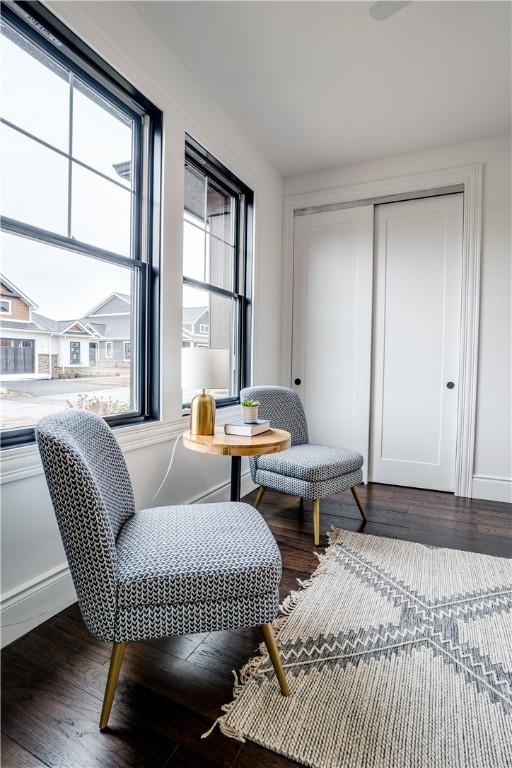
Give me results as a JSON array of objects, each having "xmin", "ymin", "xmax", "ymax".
[
  {"xmin": 351, "ymin": 486, "xmax": 368, "ymax": 523},
  {"xmin": 99, "ymin": 642, "xmax": 126, "ymax": 730},
  {"xmin": 262, "ymin": 623, "xmax": 290, "ymax": 696},
  {"xmin": 254, "ymin": 485, "xmax": 266, "ymax": 508},
  {"xmin": 313, "ymin": 499, "xmax": 320, "ymax": 546}
]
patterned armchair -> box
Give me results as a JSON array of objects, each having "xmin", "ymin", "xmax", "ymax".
[
  {"xmin": 241, "ymin": 386, "xmax": 367, "ymax": 545},
  {"xmin": 36, "ymin": 410, "xmax": 289, "ymax": 730}
]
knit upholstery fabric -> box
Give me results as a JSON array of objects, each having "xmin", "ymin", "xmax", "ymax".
[
  {"xmin": 255, "ymin": 468, "xmax": 364, "ymax": 501},
  {"xmin": 241, "ymin": 386, "xmax": 364, "ymax": 500},
  {"xmin": 115, "ymin": 592, "xmax": 280, "ymax": 643},
  {"xmin": 116, "ymin": 503, "xmax": 281, "ymax": 607},
  {"xmin": 241, "ymin": 386, "xmax": 309, "ymax": 446},
  {"xmin": 36, "ymin": 410, "xmax": 134, "ymax": 640},
  {"xmin": 36, "ymin": 410, "xmax": 282, "ymax": 643},
  {"xmin": 256, "ymin": 444, "xmax": 363, "ymax": 482}
]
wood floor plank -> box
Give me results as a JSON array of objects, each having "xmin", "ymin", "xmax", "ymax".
[
  {"xmin": 1, "ymin": 650, "xmax": 176, "ymax": 768},
  {"xmin": 1, "ymin": 735, "xmax": 49, "ymax": 768},
  {"xmin": 120, "ymin": 640, "xmax": 235, "ymax": 721},
  {"xmin": 186, "ymin": 627, "xmax": 262, "ymax": 678},
  {"xmin": 164, "ymin": 737, "xmax": 242, "ymax": 768},
  {"xmin": 2, "ymin": 483, "xmax": 511, "ymax": 767}
]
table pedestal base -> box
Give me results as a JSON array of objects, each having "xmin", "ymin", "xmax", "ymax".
[{"xmin": 230, "ymin": 455, "xmax": 241, "ymax": 502}]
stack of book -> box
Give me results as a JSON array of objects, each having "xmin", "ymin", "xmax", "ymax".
[{"xmin": 224, "ymin": 419, "xmax": 271, "ymax": 436}]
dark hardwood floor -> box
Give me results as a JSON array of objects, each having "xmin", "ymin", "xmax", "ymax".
[{"xmin": 2, "ymin": 484, "xmax": 511, "ymax": 767}]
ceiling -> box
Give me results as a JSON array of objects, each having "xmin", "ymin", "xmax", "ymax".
[{"xmin": 136, "ymin": 1, "xmax": 511, "ymax": 177}]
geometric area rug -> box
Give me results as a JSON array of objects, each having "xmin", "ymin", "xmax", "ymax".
[{"xmin": 207, "ymin": 529, "xmax": 512, "ymax": 767}]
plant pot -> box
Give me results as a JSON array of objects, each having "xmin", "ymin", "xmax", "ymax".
[{"xmin": 242, "ymin": 405, "xmax": 259, "ymax": 424}]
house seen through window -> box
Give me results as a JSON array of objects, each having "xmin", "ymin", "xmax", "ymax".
[
  {"xmin": 0, "ymin": 5, "xmax": 161, "ymax": 444},
  {"xmin": 182, "ymin": 138, "xmax": 253, "ymax": 406}
]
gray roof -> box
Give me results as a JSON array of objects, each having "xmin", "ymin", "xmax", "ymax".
[
  {"xmin": 32, "ymin": 314, "xmax": 68, "ymax": 332},
  {"xmin": 86, "ymin": 322, "xmax": 106, "ymax": 336},
  {"xmin": 113, "ymin": 161, "xmax": 131, "ymax": 182},
  {"xmin": 0, "ymin": 319, "xmax": 43, "ymax": 332},
  {"xmin": 32, "ymin": 314, "xmax": 92, "ymax": 334},
  {"xmin": 183, "ymin": 306, "xmax": 209, "ymax": 324},
  {"xmin": 0, "ymin": 313, "xmax": 129, "ymax": 339}
]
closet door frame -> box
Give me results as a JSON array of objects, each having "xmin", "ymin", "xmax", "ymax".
[{"xmin": 283, "ymin": 164, "xmax": 483, "ymax": 498}]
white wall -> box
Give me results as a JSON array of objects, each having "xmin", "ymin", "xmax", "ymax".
[
  {"xmin": 283, "ymin": 135, "xmax": 511, "ymax": 503},
  {"xmin": 1, "ymin": 2, "xmax": 284, "ymax": 646}
]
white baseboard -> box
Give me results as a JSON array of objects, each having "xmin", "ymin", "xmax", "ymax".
[
  {"xmin": 193, "ymin": 470, "xmax": 257, "ymax": 504},
  {"xmin": 472, "ymin": 474, "xmax": 512, "ymax": 504},
  {"xmin": 1, "ymin": 471, "xmax": 258, "ymax": 648},
  {"xmin": 1, "ymin": 564, "xmax": 77, "ymax": 648}
]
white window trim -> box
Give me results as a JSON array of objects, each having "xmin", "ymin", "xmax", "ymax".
[
  {"xmin": 0, "ymin": 405, "xmax": 242, "ymax": 486},
  {"xmin": 0, "ymin": 299, "xmax": 12, "ymax": 315},
  {"xmin": 199, "ymin": 323, "xmax": 209, "ymax": 334},
  {"xmin": 105, "ymin": 341, "xmax": 113, "ymax": 359},
  {"xmin": 123, "ymin": 341, "xmax": 130, "ymax": 361}
]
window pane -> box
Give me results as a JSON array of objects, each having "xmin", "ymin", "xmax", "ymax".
[
  {"xmin": 207, "ymin": 235, "xmax": 234, "ymax": 291},
  {"xmin": 71, "ymin": 163, "xmax": 132, "ymax": 255},
  {"xmin": 0, "ymin": 21, "xmax": 69, "ymax": 151},
  {"xmin": 73, "ymin": 81, "xmax": 133, "ymax": 188},
  {"xmin": 1, "ymin": 123, "xmax": 68, "ymax": 233},
  {"xmin": 0, "ymin": 231, "xmax": 139, "ymax": 431},
  {"xmin": 182, "ymin": 285, "xmax": 236, "ymax": 403},
  {"xmin": 207, "ymin": 180, "xmax": 234, "ymax": 245},
  {"xmin": 184, "ymin": 163, "xmax": 205, "ymax": 223},
  {"xmin": 183, "ymin": 218, "xmax": 205, "ymax": 282}
]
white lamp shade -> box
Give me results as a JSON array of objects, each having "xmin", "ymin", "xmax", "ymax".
[{"xmin": 182, "ymin": 347, "xmax": 230, "ymax": 390}]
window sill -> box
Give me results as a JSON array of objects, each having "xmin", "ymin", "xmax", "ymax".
[{"xmin": 0, "ymin": 404, "xmax": 241, "ymax": 485}]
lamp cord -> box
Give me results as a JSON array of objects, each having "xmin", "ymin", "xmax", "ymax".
[{"xmin": 151, "ymin": 431, "xmax": 185, "ymax": 502}]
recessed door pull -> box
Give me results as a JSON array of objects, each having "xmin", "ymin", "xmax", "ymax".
[{"xmin": 446, "ymin": 381, "xmax": 455, "ymax": 389}]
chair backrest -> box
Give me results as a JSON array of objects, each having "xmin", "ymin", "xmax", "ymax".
[
  {"xmin": 36, "ymin": 409, "xmax": 135, "ymax": 641},
  {"xmin": 241, "ymin": 386, "xmax": 309, "ymax": 446}
]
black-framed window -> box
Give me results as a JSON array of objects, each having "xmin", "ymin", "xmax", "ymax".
[
  {"xmin": 0, "ymin": 2, "xmax": 161, "ymax": 447},
  {"xmin": 182, "ymin": 136, "xmax": 253, "ymax": 408}
]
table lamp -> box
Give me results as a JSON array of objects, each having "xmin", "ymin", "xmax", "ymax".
[{"xmin": 182, "ymin": 347, "xmax": 230, "ymax": 435}]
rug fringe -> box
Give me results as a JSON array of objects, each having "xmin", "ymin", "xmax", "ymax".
[{"xmin": 202, "ymin": 529, "xmax": 344, "ymax": 742}]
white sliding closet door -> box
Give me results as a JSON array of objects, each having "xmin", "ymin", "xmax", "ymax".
[
  {"xmin": 292, "ymin": 205, "xmax": 374, "ymax": 479},
  {"xmin": 370, "ymin": 194, "xmax": 463, "ymax": 491}
]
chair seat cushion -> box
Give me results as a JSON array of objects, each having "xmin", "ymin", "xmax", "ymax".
[
  {"xmin": 116, "ymin": 502, "xmax": 281, "ymax": 608},
  {"xmin": 256, "ymin": 444, "xmax": 363, "ymax": 482}
]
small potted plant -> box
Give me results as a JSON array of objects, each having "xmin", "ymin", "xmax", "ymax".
[{"xmin": 241, "ymin": 398, "xmax": 260, "ymax": 424}]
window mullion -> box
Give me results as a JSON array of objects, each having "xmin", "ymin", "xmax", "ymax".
[
  {"xmin": 0, "ymin": 216, "xmax": 140, "ymax": 270},
  {"xmin": 0, "ymin": 117, "xmax": 134, "ymax": 192},
  {"xmin": 67, "ymin": 72, "xmax": 74, "ymax": 238},
  {"xmin": 182, "ymin": 275, "xmax": 240, "ymax": 301},
  {"xmin": 203, "ymin": 176, "xmax": 208, "ymax": 283}
]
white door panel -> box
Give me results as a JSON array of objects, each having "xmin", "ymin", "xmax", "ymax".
[
  {"xmin": 292, "ymin": 206, "xmax": 373, "ymax": 479},
  {"xmin": 370, "ymin": 194, "xmax": 463, "ymax": 490}
]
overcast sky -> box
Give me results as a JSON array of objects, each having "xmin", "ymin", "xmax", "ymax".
[{"xmin": 0, "ymin": 22, "xmax": 208, "ymax": 320}]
